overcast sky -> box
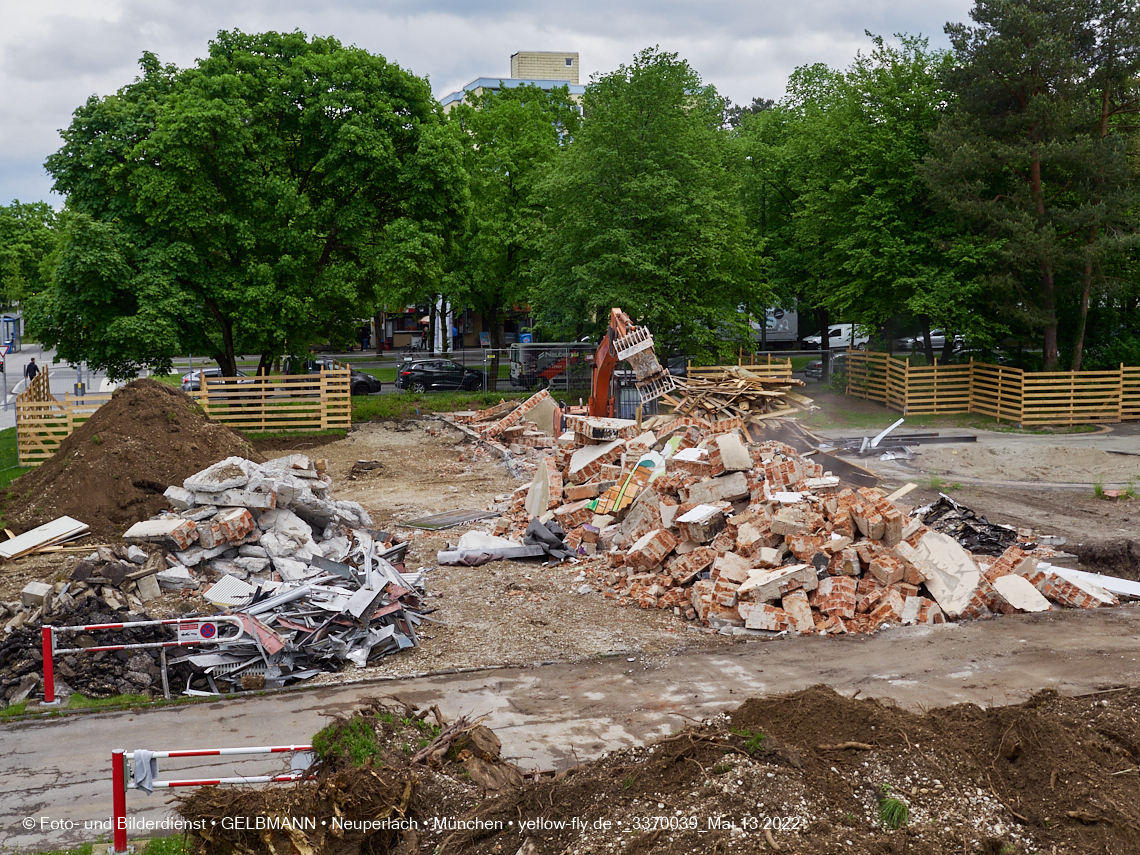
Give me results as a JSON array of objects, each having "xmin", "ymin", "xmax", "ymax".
[{"xmin": 1, "ymin": 0, "xmax": 975, "ymax": 207}]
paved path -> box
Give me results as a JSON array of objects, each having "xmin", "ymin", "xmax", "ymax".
[{"xmin": 3, "ymin": 605, "xmax": 1139, "ymax": 852}]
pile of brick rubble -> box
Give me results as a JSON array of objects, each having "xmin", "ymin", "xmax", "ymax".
[{"xmin": 452, "ymin": 391, "xmax": 1120, "ymax": 635}]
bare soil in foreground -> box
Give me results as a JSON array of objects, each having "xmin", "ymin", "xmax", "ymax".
[{"xmin": 176, "ymin": 687, "xmax": 1140, "ymax": 855}]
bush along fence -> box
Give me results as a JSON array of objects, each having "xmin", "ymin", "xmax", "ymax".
[
  {"xmin": 15, "ymin": 369, "xmax": 352, "ymax": 467},
  {"xmin": 844, "ymin": 351, "xmax": 1140, "ymax": 426}
]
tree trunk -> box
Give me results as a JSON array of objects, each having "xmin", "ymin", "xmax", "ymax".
[
  {"xmin": 1030, "ymin": 152, "xmax": 1060, "ymax": 371},
  {"xmin": 815, "ymin": 307, "xmax": 830, "ymax": 380},
  {"xmin": 920, "ymin": 314, "xmax": 934, "ymax": 366},
  {"xmin": 204, "ymin": 299, "xmax": 237, "ymax": 376},
  {"xmin": 1071, "ymin": 240, "xmax": 1094, "ymax": 371},
  {"xmin": 256, "ymin": 353, "xmax": 273, "ymax": 377}
]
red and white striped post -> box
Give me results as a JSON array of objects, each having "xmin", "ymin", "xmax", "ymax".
[
  {"xmin": 110, "ymin": 743, "xmax": 313, "ymax": 850},
  {"xmin": 111, "ymin": 749, "xmax": 127, "ymax": 853},
  {"xmin": 41, "ymin": 626, "xmax": 55, "ymax": 704}
]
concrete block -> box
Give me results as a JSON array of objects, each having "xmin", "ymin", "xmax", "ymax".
[
  {"xmin": 134, "ymin": 573, "xmax": 162, "ymax": 602},
  {"xmin": 667, "ymin": 546, "xmax": 717, "ymax": 584},
  {"xmin": 626, "ymin": 529, "xmax": 678, "ymax": 573},
  {"xmin": 192, "ymin": 489, "xmax": 276, "ymax": 510},
  {"xmin": 754, "ymin": 546, "xmax": 784, "ymax": 569},
  {"xmin": 127, "ymin": 545, "xmax": 148, "ymax": 564},
  {"xmin": 197, "ymin": 519, "xmax": 226, "ymax": 549},
  {"xmin": 124, "ymin": 518, "xmax": 198, "ymax": 550},
  {"xmin": 896, "ymin": 531, "xmax": 982, "ymax": 619},
  {"xmin": 21, "ymin": 581, "xmax": 53, "ymax": 608},
  {"xmin": 156, "ymin": 566, "xmax": 199, "ymax": 591},
  {"xmin": 568, "ymin": 440, "xmax": 625, "ymax": 482},
  {"xmin": 714, "ymin": 434, "xmax": 752, "ymax": 472},
  {"xmin": 215, "ymin": 507, "xmax": 255, "ymax": 542},
  {"xmin": 738, "ymin": 602, "xmax": 791, "ymax": 631},
  {"xmin": 164, "ymin": 486, "xmax": 195, "ymax": 510},
  {"xmin": 712, "ymin": 551, "xmax": 752, "ymax": 585},
  {"xmin": 683, "ymin": 472, "xmax": 750, "ymax": 505},
  {"xmin": 781, "ymin": 589, "xmax": 815, "ymax": 633},
  {"xmin": 738, "ymin": 564, "xmax": 818, "ymax": 604},
  {"xmin": 676, "ymin": 504, "xmax": 726, "ymax": 543},
  {"xmin": 991, "ymin": 574, "xmax": 1051, "ymax": 613},
  {"xmin": 184, "ymin": 457, "xmax": 255, "ymax": 492}
]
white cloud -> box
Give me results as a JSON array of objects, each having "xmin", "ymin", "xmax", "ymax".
[{"xmin": 0, "ymin": 0, "xmax": 974, "ymax": 205}]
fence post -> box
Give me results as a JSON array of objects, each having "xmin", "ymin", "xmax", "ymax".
[
  {"xmin": 111, "ymin": 749, "xmax": 127, "ymax": 853},
  {"xmin": 41, "ymin": 626, "xmax": 55, "ymax": 704}
]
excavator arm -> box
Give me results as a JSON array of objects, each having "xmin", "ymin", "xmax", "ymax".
[{"xmin": 588, "ymin": 308, "xmax": 674, "ymax": 418}]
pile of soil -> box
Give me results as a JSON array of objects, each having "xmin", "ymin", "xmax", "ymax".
[
  {"xmin": 176, "ymin": 686, "xmax": 1140, "ymax": 855},
  {"xmin": 3, "ymin": 379, "xmax": 262, "ymax": 538}
]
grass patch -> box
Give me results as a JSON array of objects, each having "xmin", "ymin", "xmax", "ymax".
[
  {"xmin": 0, "ymin": 426, "xmax": 32, "ymax": 490},
  {"xmin": 789, "ymin": 355, "xmax": 814, "ymax": 372},
  {"xmin": 312, "ymin": 716, "xmax": 382, "ymax": 768},
  {"xmin": 66, "ymin": 692, "xmax": 151, "ymax": 711},
  {"xmin": 1094, "ymin": 477, "xmax": 1106, "ymax": 499},
  {"xmin": 20, "ymin": 845, "xmax": 94, "ymax": 855},
  {"xmin": 0, "ymin": 700, "xmax": 28, "ymax": 718},
  {"xmin": 353, "ymin": 390, "xmax": 530, "ymax": 422},
  {"xmin": 142, "ymin": 836, "xmax": 192, "ymax": 854},
  {"xmin": 358, "ymin": 366, "xmax": 397, "ymax": 382},
  {"xmin": 241, "ymin": 427, "xmax": 347, "ymax": 441},
  {"xmin": 877, "ymin": 785, "xmax": 909, "ymax": 830},
  {"xmin": 149, "ymin": 373, "xmax": 182, "ymax": 387}
]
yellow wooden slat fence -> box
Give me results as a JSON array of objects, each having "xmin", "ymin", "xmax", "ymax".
[
  {"xmin": 686, "ymin": 352, "xmax": 794, "ymax": 383},
  {"xmin": 15, "ymin": 369, "xmax": 352, "ymax": 468},
  {"xmin": 844, "ymin": 351, "xmax": 1140, "ymax": 425}
]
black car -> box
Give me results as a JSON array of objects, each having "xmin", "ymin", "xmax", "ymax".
[
  {"xmin": 396, "ymin": 358, "xmax": 484, "ymax": 392},
  {"xmin": 284, "ymin": 357, "xmax": 384, "ymax": 396},
  {"xmin": 804, "ymin": 351, "xmax": 848, "ymax": 380}
]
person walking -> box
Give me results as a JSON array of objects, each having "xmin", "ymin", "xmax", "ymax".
[{"xmin": 24, "ymin": 358, "xmax": 39, "ymax": 384}]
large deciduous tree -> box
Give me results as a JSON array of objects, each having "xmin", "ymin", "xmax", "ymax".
[
  {"xmin": 0, "ymin": 201, "xmax": 58, "ymax": 306},
  {"xmin": 532, "ymin": 48, "xmax": 762, "ymax": 357},
  {"xmin": 448, "ymin": 84, "xmax": 580, "ymax": 347},
  {"xmin": 35, "ymin": 30, "xmax": 467, "ymax": 379}
]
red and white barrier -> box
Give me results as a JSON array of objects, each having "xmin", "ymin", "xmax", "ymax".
[
  {"xmin": 42, "ymin": 616, "xmax": 244, "ymax": 703},
  {"xmin": 111, "ymin": 743, "xmax": 314, "ymax": 853}
]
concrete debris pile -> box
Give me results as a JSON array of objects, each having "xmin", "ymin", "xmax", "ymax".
[
  {"xmin": 457, "ymin": 407, "xmax": 1125, "ymax": 636},
  {"xmin": 123, "ymin": 454, "xmax": 427, "ymax": 686},
  {"xmin": 2, "ymin": 572, "xmax": 194, "ymax": 704},
  {"xmin": 128, "ymin": 454, "xmax": 375, "ymax": 584},
  {"xmin": 663, "ymin": 366, "xmax": 814, "ymax": 422}
]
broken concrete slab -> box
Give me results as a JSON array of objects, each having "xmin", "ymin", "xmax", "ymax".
[
  {"xmin": 738, "ymin": 564, "xmax": 818, "ymax": 604},
  {"xmin": 992, "ymin": 574, "xmax": 1052, "ymax": 613},
  {"xmin": 183, "ymin": 456, "xmax": 256, "ymax": 493},
  {"xmin": 896, "ymin": 531, "xmax": 981, "ymax": 619},
  {"xmin": 21, "ymin": 581, "xmax": 52, "ymax": 608},
  {"xmin": 683, "ymin": 472, "xmax": 750, "ymax": 505},
  {"xmin": 124, "ymin": 518, "xmax": 198, "ymax": 550}
]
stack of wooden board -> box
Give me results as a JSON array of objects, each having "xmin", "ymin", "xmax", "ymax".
[
  {"xmin": 0, "ymin": 516, "xmax": 90, "ymax": 560},
  {"xmin": 662, "ymin": 366, "xmax": 814, "ymax": 422}
]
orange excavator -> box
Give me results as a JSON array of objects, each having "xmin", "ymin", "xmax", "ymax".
[{"xmin": 587, "ymin": 308, "xmax": 676, "ymax": 417}]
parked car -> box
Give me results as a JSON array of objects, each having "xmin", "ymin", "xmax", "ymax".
[
  {"xmin": 802, "ymin": 324, "xmax": 869, "ymax": 350},
  {"xmin": 180, "ymin": 367, "xmax": 248, "ymax": 392},
  {"xmin": 396, "ymin": 358, "xmax": 485, "ymax": 392},
  {"xmin": 667, "ymin": 355, "xmax": 693, "ymax": 378},
  {"xmin": 896, "ymin": 329, "xmax": 965, "ymax": 353},
  {"xmin": 284, "ymin": 357, "xmax": 384, "ymax": 395},
  {"xmin": 947, "ymin": 349, "xmax": 1010, "ymax": 366},
  {"xmin": 804, "ymin": 351, "xmax": 848, "ymax": 380}
]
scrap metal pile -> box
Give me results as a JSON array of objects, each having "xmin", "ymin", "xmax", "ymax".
[
  {"xmin": 453, "ymin": 399, "xmax": 1125, "ymax": 635},
  {"xmin": 117, "ymin": 454, "xmax": 425, "ymax": 689},
  {"xmin": 663, "ymin": 366, "xmax": 814, "ymax": 423}
]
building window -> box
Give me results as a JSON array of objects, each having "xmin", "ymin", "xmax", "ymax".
[{"xmin": 566, "ymin": 58, "xmax": 573, "ymax": 66}]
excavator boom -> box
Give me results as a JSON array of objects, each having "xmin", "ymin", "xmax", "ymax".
[{"xmin": 588, "ymin": 308, "xmax": 675, "ymax": 417}]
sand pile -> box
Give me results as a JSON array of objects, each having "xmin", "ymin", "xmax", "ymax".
[{"xmin": 4, "ymin": 379, "xmax": 263, "ymax": 537}]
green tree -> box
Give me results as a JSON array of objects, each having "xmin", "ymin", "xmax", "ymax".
[
  {"xmin": 35, "ymin": 30, "xmax": 467, "ymax": 379},
  {"xmin": 739, "ymin": 37, "xmax": 995, "ymax": 365},
  {"xmin": 923, "ymin": 0, "xmax": 1137, "ymax": 370},
  {"xmin": 532, "ymin": 48, "xmax": 762, "ymax": 357},
  {"xmin": 448, "ymin": 84, "xmax": 581, "ymax": 347},
  {"xmin": 0, "ymin": 200, "xmax": 58, "ymax": 305}
]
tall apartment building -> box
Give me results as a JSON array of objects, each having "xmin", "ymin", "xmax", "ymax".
[{"xmin": 440, "ymin": 51, "xmax": 584, "ymax": 112}]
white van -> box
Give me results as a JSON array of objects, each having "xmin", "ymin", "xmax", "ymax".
[{"xmin": 802, "ymin": 323, "xmax": 869, "ymax": 350}]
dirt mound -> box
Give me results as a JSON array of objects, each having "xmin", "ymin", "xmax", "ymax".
[
  {"xmin": 4, "ymin": 379, "xmax": 262, "ymax": 537},
  {"xmin": 175, "ymin": 686, "xmax": 1140, "ymax": 855}
]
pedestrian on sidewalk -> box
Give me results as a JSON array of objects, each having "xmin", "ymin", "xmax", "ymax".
[{"xmin": 24, "ymin": 358, "xmax": 38, "ymax": 382}]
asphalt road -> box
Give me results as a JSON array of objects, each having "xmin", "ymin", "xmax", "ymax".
[{"xmin": 3, "ymin": 605, "xmax": 1139, "ymax": 852}]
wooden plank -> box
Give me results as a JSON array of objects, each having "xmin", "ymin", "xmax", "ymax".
[{"xmin": 0, "ymin": 516, "xmax": 90, "ymax": 560}]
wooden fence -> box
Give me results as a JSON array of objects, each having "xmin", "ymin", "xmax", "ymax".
[
  {"xmin": 844, "ymin": 351, "xmax": 1140, "ymax": 425},
  {"xmin": 687, "ymin": 353, "xmax": 794, "ymax": 383},
  {"xmin": 15, "ymin": 372, "xmax": 114, "ymax": 467},
  {"xmin": 15, "ymin": 369, "xmax": 352, "ymax": 468}
]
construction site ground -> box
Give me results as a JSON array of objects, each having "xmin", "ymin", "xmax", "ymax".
[{"xmin": 3, "ymin": 394, "xmax": 1140, "ymax": 855}]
